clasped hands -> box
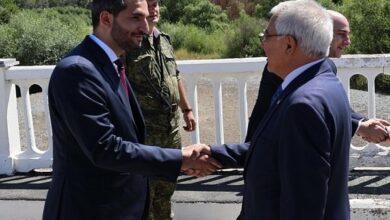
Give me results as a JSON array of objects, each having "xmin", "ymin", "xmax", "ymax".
[
  {"xmin": 181, "ymin": 144, "xmax": 222, "ymax": 177},
  {"xmin": 357, "ymin": 119, "xmax": 390, "ymax": 143}
]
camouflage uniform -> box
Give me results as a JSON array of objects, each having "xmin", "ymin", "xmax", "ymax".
[{"xmin": 125, "ymin": 29, "xmax": 181, "ymax": 220}]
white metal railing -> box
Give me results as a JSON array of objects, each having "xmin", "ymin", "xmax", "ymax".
[{"xmin": 0, "ymin": 55, "xmax": 389, "ymax": 174}]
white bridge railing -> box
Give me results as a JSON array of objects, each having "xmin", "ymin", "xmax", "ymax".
[{"xmin": 0, "ymin": 55, "xmax": 389, "ymax": 174}]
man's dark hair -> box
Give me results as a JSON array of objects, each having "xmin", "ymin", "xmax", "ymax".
[{"xmin": 91, "ymin": 0, "xmax": 127, "ymax": 29}]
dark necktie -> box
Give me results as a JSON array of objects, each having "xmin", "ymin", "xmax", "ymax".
[
  {"xmin": 270, "ymin": 85, "xmax": 283, "ymax": 106},
  {"xmin": 114, "ymin": 59, "xmax": 129, "ymax": 96}
]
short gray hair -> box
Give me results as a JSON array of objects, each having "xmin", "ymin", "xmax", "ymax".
[{"xmin": 270, "ymin": 0, "xmax": 333, "ymax": 57}]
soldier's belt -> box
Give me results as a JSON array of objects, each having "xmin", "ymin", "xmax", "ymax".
[
  {"xmin": 164, "ymin": 103, "xmax": 178, "ymax": 113},
  {"xmin": 171, "ymin": 103, "xmax": 178, "ymax": 112}
]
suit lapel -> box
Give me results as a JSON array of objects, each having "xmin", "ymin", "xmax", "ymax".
[
  {"xmin": 83, "ymin": 37, "xmax": 145, "ymax": 141},
  {"xmin": 243, "ymin": 60, "xmax": 329, "ymax": 175},
  {"xmin": 127, "ymin": 82, "xmax": 146, "ymax": 142},
  {"xmin": 101, "ymin": 63, "xmax": 131, "ymax": 107}
]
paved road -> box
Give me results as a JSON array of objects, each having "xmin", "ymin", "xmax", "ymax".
[{"xmin": 0, "ymin": 169, "xmax": 389, "ymax": 219}]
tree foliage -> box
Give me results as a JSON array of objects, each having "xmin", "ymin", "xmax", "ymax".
[
  {"xmin": 0, "ymin": 0, "xmax": 388, "ymax": 65},
  {"xmin": 180, "ymin": 0, "xmax": 229, "ymax": 31},
  {"xmin": 224, "ymin": 13, "xmax": 266, "ymax": 58},
  {"xmin": 252, "ymin": 0, "xmax": 283, "ymax": 18}
]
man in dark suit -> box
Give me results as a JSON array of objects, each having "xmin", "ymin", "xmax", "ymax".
[
  {"xmin": 245, "ymin": 63, "xmax": 282, "ymax": 141},
  {"xmin": 210, "ymin": 0, "xmax": 352, "ymax": 219},
  {"xmin": 246, "ymin": 9, "xmax": 389, "ymax": 143},
  {"xmin": 42, "ymin": 1, "xmax": 220, "ymax": 219}
]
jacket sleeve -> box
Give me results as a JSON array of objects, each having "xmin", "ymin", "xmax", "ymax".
[
  {"xmin": 210, "ymin": 143, "xmax": 249, "ymax": 168},
  {"xmin": 351, "ymin": 109, "xmax": 364, "ymax": 136}
]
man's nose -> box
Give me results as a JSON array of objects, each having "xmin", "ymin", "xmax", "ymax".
[
  {"xmin": 344, "ymin": 35, "xmax": 351, "ymax": 46},
  {"xmin": 140, "ymin": 19, "xmax": 148, "ymax": 33}
]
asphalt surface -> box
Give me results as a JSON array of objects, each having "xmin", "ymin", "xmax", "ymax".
[
  {"xmin": 1, "ymin": 168, "xmax": 389, "ymax": 201},
  {"xmin": 0, "ymin": 168, "xmax": 389, "ymax": 220}
]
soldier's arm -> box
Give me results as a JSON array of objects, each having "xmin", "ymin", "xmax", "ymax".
[{"xmin": 178, "ymin": 80, "xmax": 196, "ymax": 131}]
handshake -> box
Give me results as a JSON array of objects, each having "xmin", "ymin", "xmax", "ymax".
[{"xmin": 181, "ymin": 144, "xmax": 222, "ymax": 177}]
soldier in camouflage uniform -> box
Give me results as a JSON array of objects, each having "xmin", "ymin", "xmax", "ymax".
[{"xmin": 124, "ymin": 0, "xmax": 196, "ymax": 219}]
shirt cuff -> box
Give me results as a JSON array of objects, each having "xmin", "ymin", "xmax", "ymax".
[{"xmin": 356, "ymin": 118, "xmax": 368, "ymax": 136}]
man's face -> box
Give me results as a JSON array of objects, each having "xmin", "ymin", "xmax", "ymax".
[
  {"xmin": 111, "ymin": 0, "xmax": 149, "ymax": 51},
  {"xmin": 147, "ymin": 0, "xmax": 160, "ymax": 24},
  {"xmin": 261, "ymin": 16, "xmax": 287, "ymax": 75},
  {"xmin": 329, "ymin": 16, "xmax": 351, "ymax": 58}
]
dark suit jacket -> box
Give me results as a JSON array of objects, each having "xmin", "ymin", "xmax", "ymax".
[
  {"xmin": 43, "ymin": 36, "xmax": 182, "ymax": 220},
  {"xmin": 212, "ymin": 60, "xmax": 352, "ymax": 220},
  {"xmin": 246, "ymin": 59, "xmax": 362, "ymax": 141},
  {"xmin": 245, "ymin": 63, "xmax": 283, "ymax": 142}
]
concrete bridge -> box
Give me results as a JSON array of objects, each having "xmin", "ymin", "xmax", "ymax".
[{"xmin": 0, "ymin": 56, "xmax": 390, "ymax": 219}]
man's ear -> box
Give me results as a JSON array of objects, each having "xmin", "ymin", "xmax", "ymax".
[
  {"xmin": 285, "ymin": 36, "xmax": 297, "ymax": 55},
  {"xmin": 99, "ymin": 11, "xmax": 113, "ymax": 28}
]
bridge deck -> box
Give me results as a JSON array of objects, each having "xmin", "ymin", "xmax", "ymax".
[{"xmin": 0, "ymin": 169, "xmax": 389, "ymax": 219}]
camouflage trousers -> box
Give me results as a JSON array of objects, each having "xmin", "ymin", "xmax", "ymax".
[{"xmin": 146, "ymin": 120, "xmax": 181, "ymax": 220}]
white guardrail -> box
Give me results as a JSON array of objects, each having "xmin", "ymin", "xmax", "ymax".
[{"xmin": 0, "ymin": 54, "xmax": 389, "ymax": 174}]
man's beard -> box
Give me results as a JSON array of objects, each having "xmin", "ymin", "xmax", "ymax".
[{"xmin": 111, "ymin": 20, "xmax": 143, "ymax": 52}]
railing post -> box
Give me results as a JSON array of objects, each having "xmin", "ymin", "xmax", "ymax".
[
  {"xmin": 0, "ymin": 58, "xmax": 21, "ymax": 175},
  {"xmin": 184, "ymin": 76, "xmax": 200, "ymax": 144},
  {"xmin": 212, "ymin": 79, "xmax": 224, "ymax": 145},
  {"xmin": 238, "ymin": 79, "xmax": 248, "ymax": 143}
]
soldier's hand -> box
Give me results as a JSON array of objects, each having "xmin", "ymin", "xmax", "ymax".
[{"xmin": 183, "ymin": 109, "xmax": 196, "ymax": 131}]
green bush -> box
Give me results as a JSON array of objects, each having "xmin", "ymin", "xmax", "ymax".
[
  {"xmin": 375, "ymin": 74, "xmax": 390, "ymax": 95},
  {"xmin": 183, "ymin": 28, "xmax": 227, "ymax": 55},
  {"xmin": 0, "ymin": 26, "xmax": 17, "ymax": 58},
  {"xmin": 350, "ymin": 75, "xmax": 368, "ymax": 91},
  {"xmin": 0, "ymin": 8, "xmax": 89, "ymax": 65},
  {"xmin": 351, "ymin": 74, "xmax": 390, "ymax": 95},
  {"xmin": 224, "ymin": 13, "xmax": 266, "ymax": 58},
  {"xmin": 0, "ymin": 7, "xmax": 12, "ymax": 24},
  {"xmin": 0, "ymin": 0, "xmax": 19, "ymax": 24},
  {"xmin": 160, "ymin": 22, "xmax": 227, "ymax": 55},
  {"xmin": 159, "ymin": 22, "xmax": 186, "ymax": 50},
  {"xmin": 317, "ymin": 0, "xmax": 337, "ymax": 9}
]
